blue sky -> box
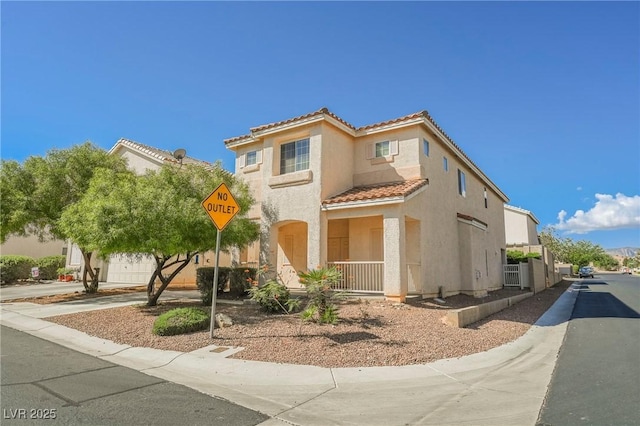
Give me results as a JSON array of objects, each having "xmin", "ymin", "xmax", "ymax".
[{"xmin": 2, "ymin": 1, "xmax": 639, "ymax": 250}]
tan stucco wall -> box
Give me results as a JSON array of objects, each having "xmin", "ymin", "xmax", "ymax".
[
  {"xmin": 254, "ymin": 124, "xmax": 324, "ymax": 271},
  {"xmin": 1, "ymin": 235, "xmax": 66, "ymax": 258},
  {"xmin": 235, "ymin": 141, "xmax": 264, "ymax": 220},
  {"xmin": 400, "ymin": 127, "xmax": 507, "ymax": 297},
  {"xmin": 353, "ymin": 127, "xmax": 424, "ymax": 186},
  {"xmin": 319, "ymin": 122, "xmax": 355, "ymax": 200},
  {"xmin": 529, "ymin": 258, "xmax": 547, "ymax": 294},
  {"xmin": 118, "ymin": 149, "xmax": 163, "ymax": 174}
]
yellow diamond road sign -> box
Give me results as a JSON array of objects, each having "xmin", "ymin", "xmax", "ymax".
[{"xmin": 201, "ymin": 183, "xmax": 240, "ymax": 230}]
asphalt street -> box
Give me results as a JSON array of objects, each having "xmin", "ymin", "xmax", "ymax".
[
  {"xmin": 537, "ymin": 273, "xmax": 640, "ymax": 426},
  {"xmin": 0, "ymin": 325, "xmax": 269, "ymax": 426}
]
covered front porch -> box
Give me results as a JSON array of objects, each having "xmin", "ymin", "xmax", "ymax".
[
  {"xmin": 324, "ymin": 215, "xmax": 422, "ymax": 300},
  {"xmin": 259, "ymin": 214, "xmax": 421, "ymax": 300},
  {"xmin": 251, "ymin": 179, "xmax": 429, "ymax": 301}
]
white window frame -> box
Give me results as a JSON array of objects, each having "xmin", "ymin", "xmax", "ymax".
[
  {"xmin": 423, "ymin": 138, "xmax": 430, "ymax": 157},
  {"xmin": 239, "ymin": 149, "xmax": 262, "ymax": 169},
  {"xmin": 246, "ymin": 150, "xmax": 258, "ymax": 166},
  {"xmin": 458, "ymin": 169, "xmax": 466, "ymax": 197},
  {"xmin": 376, "ymin": 141, "xmax": 390, "ymax": 158},
  {"xmin": 280, "ymin": 138, "xmax": 310, "ymax": 175},
  {"xmin": 443, "ymin": 156, "xmax": 448, "ymax": 172},
  {"xmin": 366, "ymin": 140, "xmax": 399, "ymax": 160}
]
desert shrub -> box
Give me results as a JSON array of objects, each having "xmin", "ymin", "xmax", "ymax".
[
  {"xmin": 298, "ymin": 266, "xmax": 344, "ymax": 324},
  {"xmin": 36, "ymin": 255, "xmax": 66, "ymax": 280},
  {"xmin": 196, "ymin": 267, "xmax": 231, "ymax": 305},
  {"xmin": 152, "ymin": 307, "xmax": 210, "ymax": 336},
  {"xmin": 229, "ymin": 267, "xmax": 257, "ymax": 298},
  {"xmin": 249, "ymin": 279, "xmax": 297, "ymax": 313},
  {"xmin": 0, "ymin": 255, "xmax": 35, "ymax": 283}
]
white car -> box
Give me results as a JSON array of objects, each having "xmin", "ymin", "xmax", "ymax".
[{"xmin": 579, "ymin": 267, "xmax": 594, "ymax": 278}]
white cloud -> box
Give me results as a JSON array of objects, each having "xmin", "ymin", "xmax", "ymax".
[
  {"xmin": 576, "ymin": 186, "xmax": 582, "ymax": 191},
  {"xmin": 555, "ymin": 193, "xmax": 640, "ymax": 234}
]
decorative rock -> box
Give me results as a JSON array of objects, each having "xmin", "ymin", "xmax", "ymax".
[{"xmin": 215, "ymin": 313, "xmax": 233, "ymax": 328}]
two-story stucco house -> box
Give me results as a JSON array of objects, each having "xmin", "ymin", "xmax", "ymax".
[{"xmin": 224, "ymin": 108, "xmax": 510, "ymax": 302}]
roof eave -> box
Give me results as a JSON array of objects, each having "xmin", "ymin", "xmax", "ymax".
[
  {"xmin": 225, "ymin": 113, "xmax": 356, "ymax": 149},
  {"xmin": 321, "ymin": 196, "xmax": 406, "ymax": 211},
  {"xmin": 355, "ymin": 116, "xmax": 425, "ymax": 136},
  {"xmin": 322, "ymin": 182, "xmax": 428, "ymax": 211}
]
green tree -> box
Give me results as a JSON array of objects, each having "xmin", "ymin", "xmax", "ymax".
[
  {"xmin": 60, "ymin": 163, "xmax": 259, "ymax": 306},
  {"xmin": 539, "ymin": 226, "xmax": 612, "ymax": 269},
  {"xmin": 593, "ymin": 253, "xmax": 618, "ymax": 270},
  {"xmin": 0, "ymin": 143, "xmax": 129, "ymax": 292},
  {"xmin": 0, "ymin": 160, "xmax": 34, "ymax": 241},
  {"xmin": 539, "ymin": 226, "xmax": 572, "ymax": 263}
]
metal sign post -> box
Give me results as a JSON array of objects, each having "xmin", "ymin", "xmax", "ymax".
[
  {"xmin": 210, "ymin": 230, "xmax": 222, "ymax": 338},
  {"xmin": 201, "ymin": 182, "xmax": 240, "ymax": 337}
]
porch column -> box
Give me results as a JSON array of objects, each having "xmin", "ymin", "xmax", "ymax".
[
  {"xmin": 383, "ymin": 212, "xmax": 407, "ymax": 302},
  {"xmin": 307, "ymin": 215, "xmax": 322, "ymax": 270},
  {"xmin": 262, "ymin": 223, "xmax": 278, "ymax": 285}
]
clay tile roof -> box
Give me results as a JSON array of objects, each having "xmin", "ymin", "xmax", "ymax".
[
  {"xmin": 323, "ymin": 179, "xmax": 428, "ymax": 205},
  {"xmin": 114, "ymin": 138, "xmax": 215, "ymax": 168},
  {"xmin": 250, "ymin": 107, "xmax": 356, "ymax": 133},
  {"xmin": 224, "ymin": 107, "xmax": 356, "ymax": 146},
  {"xmin": 355, "ymin": 111, "xmax": 427, "ymax": 132},
  {"xmin": 224, "ymin": 109, "xmax": 478, "ymax": 174}
]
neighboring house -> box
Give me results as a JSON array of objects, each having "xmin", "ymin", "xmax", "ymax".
[
  {"xmin": 1, "ymin": 234, "xmax": 66, "ymax": 259},
  {"xmin": 504, "ymin": 204, "xmax": 540, "ymax": 246},
  {"xmin": 224, "ymin": 107, "xmax": 510, "ymax": 301},
  {"xmin": 68, "ymin": 138, "xmax": 231, "ymax": 285},
  {"xmin": 503, "ymin": 204, "xmax": 562, "ymax": 292}
]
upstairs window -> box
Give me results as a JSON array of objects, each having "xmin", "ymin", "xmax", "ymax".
[
  {"xmin": 246, "ymin": 150, "xmax": 257, "ymax": 166},
  {"xmin": 367, "ymin": 140, "xmax": 398, "ymax": 159},
  {"xmin": 423, "ymin": 139, "xmax": 430, "ymax": 157},
  {"xmin": 443, "ymin": 156, "xmax": 449, "ymax": 171},
  {"xmin": 280, "ymin": 138, "xmax": 309, "ymax": 175},
  {"xmin": 484, "ymin": 187, "xmax": 488, "ymax": 208},
  {"xmin": 239, "ymin": 149, "xmax": 262, "ymax": 169},
  {"xmin": 458, "ymin": 169, "xmax": 466, "ymax": 197},
  {"xmin": 375, "ymin": 140, "xmax": 390, "ymax": 157}
]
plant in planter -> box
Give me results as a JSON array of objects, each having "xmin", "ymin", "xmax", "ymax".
[{"xmin": 57, "ymin": 267, "xmax": 75, "ymax": 282}]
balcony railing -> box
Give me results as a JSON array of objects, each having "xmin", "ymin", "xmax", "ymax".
[{"xmin": 327, "ymin": 261, "xmax": 384, "ymax": 293}]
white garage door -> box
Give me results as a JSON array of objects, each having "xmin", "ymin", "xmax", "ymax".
[{"xmin": 106, "ymin": 254, "xmax": 155, "ymax": 284}]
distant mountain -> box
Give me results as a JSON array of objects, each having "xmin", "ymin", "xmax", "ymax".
[{"xmin": 606, "ymin": 247, "xmax": 638, "ymax": 257}]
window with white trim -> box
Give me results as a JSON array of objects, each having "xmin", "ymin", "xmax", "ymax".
[
  {"xmin": 423, "ymin": 139, "xmax": 430, "ymax": 157},
  {"xmin": 239, "ymin": 149, "xmax": 262, "ymax": 169},
  {"xmin": 458, "ymin": 169, "xmax": 466, "ymax": 197},
  {"xmin": 246, "ymin": 150, "xmax": 257, "ymax": 166},
  {"xmin": 376, "ymin": 141, "xmax": 390, "ymax": 157},
  {"xmin": 367, "ymin": 140, "xmax": 398, "ymax": 159},
  {"xmin": 443, "ymin": 156, "xmax": 448, "ymax": 171},
  {"xmin": 280, "ymin": 138, "xmax": 309, "ymax": 175}
]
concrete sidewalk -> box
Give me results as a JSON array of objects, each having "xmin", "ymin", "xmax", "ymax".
[{"xmin": 0, "ymin": 285, "xmax": 580, "ymax": 426}]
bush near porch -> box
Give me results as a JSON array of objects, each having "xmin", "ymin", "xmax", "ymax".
[{"xmin": 196, "ymin": 266, "xmax": 257, "ymax": 304}]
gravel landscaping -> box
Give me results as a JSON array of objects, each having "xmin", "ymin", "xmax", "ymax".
[{"xmin": 46, "ymin": 280, "xmax": 571, "ymax": 368}]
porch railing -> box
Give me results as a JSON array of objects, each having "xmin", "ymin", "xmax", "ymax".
[{"xmin": 327, "ymin": 261, "xmax": 384, "ymax": 293}]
